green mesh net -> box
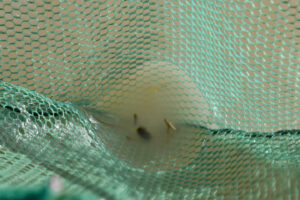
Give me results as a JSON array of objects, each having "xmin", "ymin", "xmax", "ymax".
[{"xmin": 0, "ymin": 0, "xmax": 299, "ymax": 199}]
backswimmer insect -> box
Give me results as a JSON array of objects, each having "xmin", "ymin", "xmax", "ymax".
[
  {"xmin": 136, "ymin": 126, "xmax": 152, "ymax": 140},
  {"xmin": 164, "ymin": 118, "xmax": 176, "ymax": 133},
  {"xmin": 133, "ymin": 113, "xmax": 138, "ymax": 125}
]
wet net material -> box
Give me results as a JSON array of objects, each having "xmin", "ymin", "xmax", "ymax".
[{"xmin": 0, "ymin": 0, "xmax": 299, "ymax": 200}]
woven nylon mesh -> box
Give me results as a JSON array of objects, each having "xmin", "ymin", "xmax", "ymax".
[{"xmin": 0, "ymin": 0, "xmax": 299, "ymax": 199}]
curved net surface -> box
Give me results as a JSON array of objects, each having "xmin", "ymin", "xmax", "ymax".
[{"xmin": 0, "ymin": 0, "xmax": 299, "ymax": 199}]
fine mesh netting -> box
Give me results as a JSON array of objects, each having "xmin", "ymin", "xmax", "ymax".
[{"xmin": 0, "ymin": 0, "xmax": 299, "ymax": 199}]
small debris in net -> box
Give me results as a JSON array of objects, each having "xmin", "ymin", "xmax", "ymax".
[
  {"xmin": 133, "ymin": 113, "xmax": 138, "ymax": 125},
  {"xmin": 50, "ymin": 175, "xmax": 63, "ymax": 194},
  {"xmin": 164, "ymin": 118, "xmax": 176, "ymax": 133},
  {"xmin": 136, "ymin": 126, "xmax": 151, "ymax": 140}
]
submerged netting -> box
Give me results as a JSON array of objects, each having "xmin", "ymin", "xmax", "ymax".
[{"xmin": 0, "ymin": 0, "xmax": 299, "ymax": 199}]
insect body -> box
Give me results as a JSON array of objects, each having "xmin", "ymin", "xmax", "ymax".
[
  {"xmin": 136, "ymin": 126, "xmax": 151, "ymax": 140},
  {"xmin": 133, "ymin": 113, "xmax": 138, "ymax": 125}
]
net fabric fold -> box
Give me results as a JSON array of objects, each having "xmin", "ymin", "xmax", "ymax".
[{"xmin": 0, "ymin": 0, "xmax": 299, "ymax": 199}]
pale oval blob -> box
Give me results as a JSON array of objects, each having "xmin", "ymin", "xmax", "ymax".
[{"xmin": 84, "ymin": 61, "xmax": 210, "ymax": 171}]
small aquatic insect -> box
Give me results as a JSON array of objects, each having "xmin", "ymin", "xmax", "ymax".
[
  {"xmin": 133, "ymin": 113, "xmax": 138, "ymax": 125},
  {"xmin": 164, "ymin": 118, "xmax": 176, "ymax": 134},
  {"xmin": 136, "ymin": 126, "xmax": 151, "ymax": 140}
]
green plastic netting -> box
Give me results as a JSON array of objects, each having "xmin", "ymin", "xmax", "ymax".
[{"xmin": 0, "ymin": 0, "xmax": 299, "ymax": 199}]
